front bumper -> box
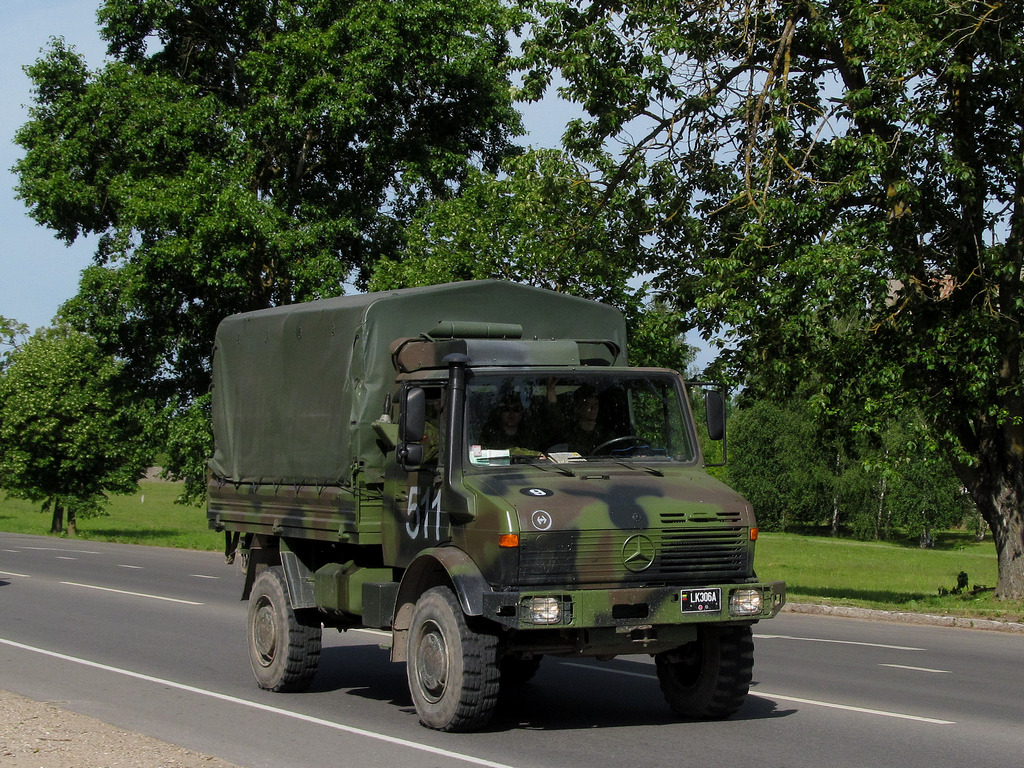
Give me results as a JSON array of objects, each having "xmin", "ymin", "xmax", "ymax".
[{"xmin": 481, "ymin": 580, "xmax": 786, "ymax": 631}]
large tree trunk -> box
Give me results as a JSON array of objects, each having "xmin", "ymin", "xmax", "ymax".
[
  {"xmin": 973, "ymin": 485, "xmax": 1024, "ymax": 600},
  {"xmin": 956, "ymin": 434, "xmax": 1024, "ymax": 600}
]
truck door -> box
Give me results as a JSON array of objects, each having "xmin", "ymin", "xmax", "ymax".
[{"xmin": 383, "ymin": 384, "xmax": 451, "ymax": 567}]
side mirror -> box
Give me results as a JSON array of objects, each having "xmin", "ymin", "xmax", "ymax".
[
  {"xmin": 705, "ymin": 389, "xmax": 726, "ymax": 442},
  {"xmin": 397, "ymin": 386, "xmax": 426, "ymax": 469}
]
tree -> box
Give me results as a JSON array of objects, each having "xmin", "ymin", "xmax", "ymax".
[
  {"xmin": 369, "ymin": 147, "xmax": 694, "ymax": 369},
  {"xmin": 0, "ymin": 326, "xmax": 153, "ymax": 535},
  {"xmin": 14, "ymin": 0, "xmax": 525, "ymax": 403},
  {"xmin": 871, "ymin": 421, "xmax": 976, "ymax": 545},
  {"xmin": 160, "ymin": 393, "xmax": 213, "ymax": 506},
  {"xmin": 519, "ymin": 1, "xmax": 1024, "ymax": 598},
  {"xmin": 729, "ymin": 395, "xmax": 976, "ymax": 540},
  {"xmin": 728, "ymin": 397, "xmax": 834, "ymax": 532},
  {"xmin": 370, "ymin": 149, "xmax": 648, "ymax": 305}
]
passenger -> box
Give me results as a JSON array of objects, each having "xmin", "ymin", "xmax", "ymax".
[{"xmin": 479, "ymin": 395, "xmax": 529, "ymax": 449}]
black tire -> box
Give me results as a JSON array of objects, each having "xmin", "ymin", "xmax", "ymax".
[
  {"xmin": 499, "ymin": 654, "xmax": 543, "ymax": 689},
  {"xmin": 655, "ymin": 624, "xmax": 754, "ymax": 720},
  {"xmin": 406, "ymin": 586, "xmax": 500, "ymax": 731},
  {"xmin": 247, "ymin": 566, "xmax": 321, "ymax": 692}
]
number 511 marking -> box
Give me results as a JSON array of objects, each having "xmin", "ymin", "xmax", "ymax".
[{"xmin": 406, "ymin": 486, "xmax": 444, "ymax": 541}]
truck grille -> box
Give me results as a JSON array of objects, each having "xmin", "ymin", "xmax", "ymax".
[{"xmin": 516, "ymin": 517, "xmax": 750, "ymax": 588}]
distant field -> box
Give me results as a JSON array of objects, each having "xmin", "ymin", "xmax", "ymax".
[
  {"xmin": 756, "ymin": 532, "xmax": 1021, "ymax": 623},
  {"xmin": 2, "ymin": 483, "xmax": 1021, "ymax": 622},
  {"xmin": 0, "ymin": 481, "xmax": 218, "ymax": 551}
]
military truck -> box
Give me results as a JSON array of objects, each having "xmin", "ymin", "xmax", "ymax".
[{"xmin": 207, "ymin": 280, "xmax": 785, "ymax": 731}]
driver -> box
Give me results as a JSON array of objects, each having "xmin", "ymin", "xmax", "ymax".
[
  {"xmin": 570, "ymin": 387, "xmax": 600, "ymax": 452},
  {"xmin": 560, "ymin": 385, "xmax": 611, "ymax": 455}
]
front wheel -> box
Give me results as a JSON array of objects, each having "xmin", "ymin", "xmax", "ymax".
[
  {"xmin": 655, "ymin": 624, "xmax": 753, "ymax": 719},
  {"xmin": 406, "ymin": 587, "xmax": 499, "ymax": 731},
  {"xmin": 247, "ymin": 566, "xmax": 322, "ymax": 692}
]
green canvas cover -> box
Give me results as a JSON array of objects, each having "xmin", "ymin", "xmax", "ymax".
[{"xmin": 209, "ymin": 280, "xmax": 627, "ymax": 486}]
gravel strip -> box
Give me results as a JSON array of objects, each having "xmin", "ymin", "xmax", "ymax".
[{"xmin": 0, "ymin": 690, "xmax": 246, "ymax": 768}]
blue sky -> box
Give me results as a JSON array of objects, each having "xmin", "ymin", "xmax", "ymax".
[{"xmin": 1, "ymin": 1, "xmax": 107, "ymax": 333}]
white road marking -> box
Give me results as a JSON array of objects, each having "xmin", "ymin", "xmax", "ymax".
[
  {"xmin": 880, "ymin": 663, "xmax": 952, "ymax": 674},
  {"xmin": 755, "ymin": 692, "xmax": 955, "ymax": 724},
  {"xmin": 563, "ymin": 661, "xmax": 652, "ymax": 680},
  {"xmin": 0, "ymin": 570, "xmax": 30, "ymax": 578},
  {"xmin": 17, "ymin": 546, "xmax": 101, "ymax": 555},
  {"xmin": 755, "ymin": 633, "xmax": 925, "ymax": 652},
  {"xmin": 0, "ymin": 637, "xmax": 519, "ymax": 768},
  {"xmin": 118, "ymin": 565, "xmax": 143, "ymax": 570},
  {"xmin": 562, "ymin": 662, "xmax": 955, "ymax": 725},
  {"xmin": 56, "ymin": 556, "xmax": 77, "ymax": 561},
  {"xmin": 190, "ymin": 574, "xmax": 218, "ymax": 580},
  {"xmin": 59, "ymin": 582, "xmax": 203, "ymax": 606}
]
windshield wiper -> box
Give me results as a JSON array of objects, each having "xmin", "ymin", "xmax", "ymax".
[
  {"xmin": 508, "ymin": 455, "xmax": 576, "ymax": 476},
  {"xmin": 608, "ymin": 459, "xmax": 664, "ymax": 476},
  {"xmin": 534, "ymin": 461, "xmax": 576, "ymax": 477}
]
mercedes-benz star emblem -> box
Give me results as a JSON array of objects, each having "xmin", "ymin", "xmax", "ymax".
[{"xmin": 621, "ymin": 534, "xmax": 656, "ymax": 572}]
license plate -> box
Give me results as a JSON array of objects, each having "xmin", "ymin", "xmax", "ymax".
[{"xmin": 680, "ymin": 588, "xmax": 722, "ymax": 613}]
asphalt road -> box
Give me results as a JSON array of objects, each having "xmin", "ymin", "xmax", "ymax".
[{"xmin": 2, "ymin": 531, "xmax": 1022, "ymax": 768}]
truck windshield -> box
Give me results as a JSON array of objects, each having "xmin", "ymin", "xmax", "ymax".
[{"xmin": 465, "ymin": 372, "xmax": 695, "ymax": 466}]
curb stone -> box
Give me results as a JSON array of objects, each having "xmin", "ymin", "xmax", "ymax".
[{"xmin": 783, "ymin": 601, "xmax": 1024, "ymax": 634}]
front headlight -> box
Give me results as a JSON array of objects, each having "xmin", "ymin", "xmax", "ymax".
[
  {"xmin": 522, "ymin": 596, "xmax": 571, "ymax": 625},
  {"xmin": 729, "ymin": 588, "xmax": 763, "ymax": 616}
]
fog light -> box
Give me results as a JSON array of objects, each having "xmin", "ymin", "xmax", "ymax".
[
  {"xmin": 730, "ymin": 589, "xmax": 763, "ymax": 616},
  {"xmin": 523, "ymin": 596, "xmax": 564, "ymax": 625}
]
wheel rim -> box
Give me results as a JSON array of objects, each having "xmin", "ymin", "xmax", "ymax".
[
  {"xmin": 252, "ymin": 596, "xmax": 278, "ymax": 667},
  {"xmin": 415, "ymin": 619, "xmax": 449, "ymax": 703}
]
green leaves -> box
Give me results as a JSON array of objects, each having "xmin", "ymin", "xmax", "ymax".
[
  {"xmin": 369, "ymin": 149, "xmax": 645, "ymax": 304},
  {"xmin": 519, "ymin": 0, "xmax": 1023, "ymax": 435},
  {"xmin": 520, "ymin": 0, "xmax": 1024, "ymax": 595},
  {"xmin": 14, "ymin": 0, "xmax": 525, "ymax": 403},
  {"xmin": 0, "ymin": 326, "xmax": 155, "ymax": 532}
]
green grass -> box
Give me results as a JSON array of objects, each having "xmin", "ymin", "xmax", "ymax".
[
  {"xmin": 2, "ymin": 485, "xmax": 1022, "ymax": 623},
  {"xmin": 757, "ymin": 532, "xmax": 1024, "ymax": 623},
  {"xmin": 0, "ymin": 481, "xmax": 220, "ymax": 552}
]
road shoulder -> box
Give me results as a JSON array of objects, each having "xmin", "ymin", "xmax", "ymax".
[
  {"xmin": 0, "ymin": 689, "xmax": 246, "ymax": 768},
  {"xmin": 784, "ymin": 601, "xmax": 1024, "ymax": 633}
]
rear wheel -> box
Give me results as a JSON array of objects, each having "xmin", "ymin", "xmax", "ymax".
[
  {"xmin": 406, "ymin": 586, "xmax": 499, "ymax": 731},
  {"xmin": 247, "ymin": 566, "xmax": 321, "ymax": 692},
  {"xmin": 655, "ymin": 625, "xmax": 753, "ymax": 719}
]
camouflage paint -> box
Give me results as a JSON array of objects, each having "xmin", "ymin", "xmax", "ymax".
[{"xmin": 207, "ymin": 280, "xmax": 785, "ymax": 660}]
